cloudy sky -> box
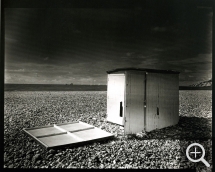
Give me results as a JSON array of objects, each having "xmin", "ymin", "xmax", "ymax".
[{"xmin": 4, "ymin": 0, "xmax": 212, "ymax": 85}]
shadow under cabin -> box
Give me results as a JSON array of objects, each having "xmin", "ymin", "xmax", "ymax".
[{"xmin": 106, "ymin": 68, "xmax": 180, "ymax": 135}]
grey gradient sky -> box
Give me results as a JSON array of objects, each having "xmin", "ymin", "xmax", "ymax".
[{"xmin": 4, "ymin": 0, "xmax": 212, "ymax": 85}]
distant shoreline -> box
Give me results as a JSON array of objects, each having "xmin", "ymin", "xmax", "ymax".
[
  {"xmin": 4, "ymin": 84, "xmax": 107, "ymax": 91},
  {"xmin": 179, "ymin": 86, "xmax": 212, "ymax": 90},
  {"xmin": 4, "ymin": 84, "xmax": 212, "ymax": 91}
]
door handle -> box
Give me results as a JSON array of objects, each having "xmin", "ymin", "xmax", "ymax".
[
  {"xmin": 120, "ymin": 101, "xmax": 123, "ymax": 117},
  {"xmin": 157, "ymin": 107, "xmax": 159, "ymax": 115}
]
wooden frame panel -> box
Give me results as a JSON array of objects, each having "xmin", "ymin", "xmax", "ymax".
[
  {"xmin": 26, "ymin": 126, "xmax": 64, "ymax": 137},
  {"xmin": 23, "ymin": 121, "xmax": 114, "ymax": 149}
]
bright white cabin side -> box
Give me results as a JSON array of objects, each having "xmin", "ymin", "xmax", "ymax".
[{"xmin": 106, "ymin": 72, "xmax": 126, "ymax": 125}]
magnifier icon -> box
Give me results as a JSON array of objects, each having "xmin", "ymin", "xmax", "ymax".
[{"xmin": 186, "ymin": 143, "xmax": 210, "ymax": 167}]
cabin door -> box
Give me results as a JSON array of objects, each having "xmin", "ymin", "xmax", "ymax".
[
  {"xmin": 107, "ymin": 74, "xmax": 125, "ymax": 125},
  {"xmin": 146, "ymin": 73, "xmax": 160, "ymax": 131}
]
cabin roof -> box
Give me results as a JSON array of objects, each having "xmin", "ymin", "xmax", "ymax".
[{"xmin": 106, "ymin": 67, "xmax": 180, "ymax": 74}]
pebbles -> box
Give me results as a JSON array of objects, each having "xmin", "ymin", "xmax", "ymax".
[
  {"xmin": 4, "ymin": 91, "xmax": 212, "ymax": 169},
  {"xmin": 32, "ymin": 154, "xmax": 42, "ymax": 165}
]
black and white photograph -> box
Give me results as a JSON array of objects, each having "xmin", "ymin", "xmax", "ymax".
[{"xmin": 3, "ymin": 0, "xmax": 213, "ymax": 171}]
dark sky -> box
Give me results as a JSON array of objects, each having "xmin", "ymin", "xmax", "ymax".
[{"xmin": 4, "ymin": 1, "xmax": 212, "ymax": 85}]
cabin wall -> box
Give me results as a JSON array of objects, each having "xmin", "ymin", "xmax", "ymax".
[
  {"xmin": 158, "ymin": 74, "xmax": 179, "ymax": 128},
  {"xmin": 106, "ymin": 70, "xmax": 179, "ymax": 134},
  {"xmin": 145, "ymin": 73, "xmax": 159, "ymax": 131},
  {"xmin": 145, "ymin": 73, "xmax": 179, "ymax": 132},
  {"xmin": 124, "ymin": 71, "xmax": 145, "ymax": 134}
]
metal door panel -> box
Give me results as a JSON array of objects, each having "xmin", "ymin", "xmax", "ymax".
[{"xmin": 107, "ymin": 74, "xmax": 125, "ymax": 125}]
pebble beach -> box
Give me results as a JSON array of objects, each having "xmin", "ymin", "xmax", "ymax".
[{"xmin": 4, "ymin": 90, "xmax": 212, "ymax": 171}]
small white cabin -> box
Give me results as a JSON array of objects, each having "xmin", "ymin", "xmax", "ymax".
[{"xmin": 106, "ymin": 68, "xmax": 180, "ymax": 134}]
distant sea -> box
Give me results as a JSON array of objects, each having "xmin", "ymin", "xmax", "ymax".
[
  {"xmin": 4, "ymin": 84, "xmax": 107, "ymax": 91},
  {"xmin": 4, "ymin": 84, "xmax": 212, "ymax": 91}
]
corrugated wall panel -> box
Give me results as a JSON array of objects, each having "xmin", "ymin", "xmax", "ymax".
[
  {"xmin": 146, "ymin": 73, "xmax": 179, "ymax": 132},
  {"xmin": 146, "ymin": 73, "xmax": 159, "ymax": 132},
  {"xmin": 158, "ymin": 74, "xmax": 179, "ymax": 129},
  {"xmin": 124, "ymin": 71, "xmax": 145, "ymax": 134},
  {"xmin": 107, "ymin": 74, "xmax": 125, "ymax": 125}
]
